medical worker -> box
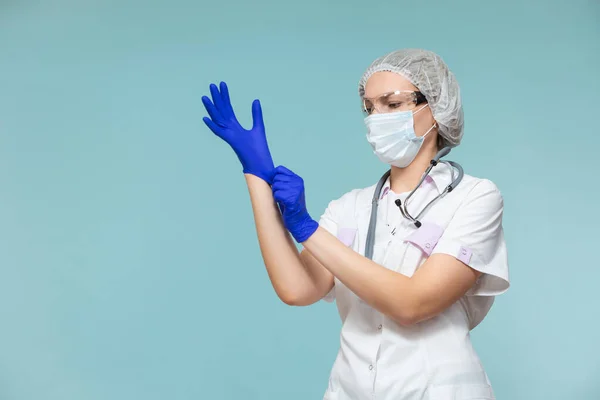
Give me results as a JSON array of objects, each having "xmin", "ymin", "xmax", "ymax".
[{"xmin": 202, "ymin": 49, "xmax": 510, "ymax": 400}]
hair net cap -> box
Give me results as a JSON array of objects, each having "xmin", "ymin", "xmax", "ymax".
[{"xmin": 358, "ymin": 49, "xmax": 464, "ymax": 148}]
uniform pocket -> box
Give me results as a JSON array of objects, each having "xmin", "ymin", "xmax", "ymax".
[
  {"xmin": 403, "ymin": 221, "xmax": 445, "ymax": 256},
  {"xmin": 427, "ymin": 383, "xmax": 494, "ymax": 400},
  {"xmin": 336, "ymin": 227, "xmax": 357, "ymax": 247}
]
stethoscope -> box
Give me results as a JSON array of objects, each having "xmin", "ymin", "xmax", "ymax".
[{"xmin": 364, "ymin": 147, "xmax": 464, "ymax": 260}]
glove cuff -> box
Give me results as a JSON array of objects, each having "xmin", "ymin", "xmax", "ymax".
[
  {"xmin": 242, "ymin": 168, "xmax": 275, "ymax": 185},
  {"xmin": 292, "ymin": 217, "xmax": 319, "ymax": 243}
]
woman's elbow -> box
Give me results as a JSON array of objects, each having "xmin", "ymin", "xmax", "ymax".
[
  {"xmin": 280, "ymin": 294, "xmax": 307, "ymax": 306},
  {"xmin": 390, "ymin": 302, "xmax": 429, "ymax": 327},
  {"xmin": 277, "ymin": 289, "xmax": 318, "ymax": 307},
  {"xmin": 392, "ymin": 310, "xmax": 420, "ymax": 327}
]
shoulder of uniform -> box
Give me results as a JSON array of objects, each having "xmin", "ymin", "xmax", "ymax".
[
  {"xmin": 461, "ymin": 173, "xmax": 501, "ymax": 193},
  {"xmin": 455, "ymin": 174, "xmax": 503, "ymax": 206}
]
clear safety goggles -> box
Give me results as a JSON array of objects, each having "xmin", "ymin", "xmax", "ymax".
[{"xmin": 361, "ymin": 90, "xmax": 428, "ymax": 116}]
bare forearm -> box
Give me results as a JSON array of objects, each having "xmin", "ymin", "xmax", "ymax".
[
  {"xmin": 303, "ymin": 227, "xmax": 480, "ymax": 325},
  {"xmin": 245, "ymin": 174, "xmax": 332, "ymax": 305},
  {"xmin": 302, "ymin": 227, "xmax": 417, "ymax": 322}
]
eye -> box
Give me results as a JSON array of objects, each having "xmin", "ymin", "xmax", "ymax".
[{"xmin": 388, "ymin": 102, "xmax": 403, "ymax": 109}]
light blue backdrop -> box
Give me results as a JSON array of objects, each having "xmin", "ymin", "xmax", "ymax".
[{"xmin": 1, "ymin": 1, "xmax": 598, "ymax": 399}]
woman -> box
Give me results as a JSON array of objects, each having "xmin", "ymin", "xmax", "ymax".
[{"xmin": 202, "ymin": 49, "xmax": 509, "ymax": 400}]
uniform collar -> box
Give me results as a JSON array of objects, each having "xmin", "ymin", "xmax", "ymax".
[
  {"xmin": 378, "ymin": 161, "xmax": 454, "ymax": 200},
  {"xmin": 427, "ymin": 161, "xmax": 455, "ymax": 193}
]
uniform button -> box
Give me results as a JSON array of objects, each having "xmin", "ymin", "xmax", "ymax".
[
  {"xmin": 369, "ymin": 364, "xmax": 374, "ymax": 371},
  {"xmin": 461, "ymin": 249, "xmax": 467, "ymax": 255},
  {"xmin": 377, "ymin": 324, "xmax": 382, "ymax": 330},
  {"xmin": 425, "ymin": 243, "xmax": 431, "ymax": 249}
]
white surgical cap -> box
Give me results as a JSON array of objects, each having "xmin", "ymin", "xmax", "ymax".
[{"xmin": 358, "ymin": 49, "xmax": 464, "ymax": 148}]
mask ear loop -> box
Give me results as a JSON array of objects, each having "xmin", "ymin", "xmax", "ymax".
[
  {"xmin": 412, "ymin": 104, "xmax": 437, "ymax": 139},
  {"xmin": 421, "ymin": 122, "xmax": 438, "ymax": 139},
  {"xmin": 412, "ymin": 103, "xmax": 429, "ymax": 116}
]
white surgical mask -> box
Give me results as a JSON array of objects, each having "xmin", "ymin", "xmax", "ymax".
[{"xmin": 365, "ymin": 104, "xmax": 436, "ymax": 168}]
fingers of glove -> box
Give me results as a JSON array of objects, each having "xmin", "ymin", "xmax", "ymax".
[
  {"xmin": 274, "ymin": 165, "xmax": 299, "ymax": 178},
  {"xmin": 271, "ymin": 181, "xmax": 284, "ymax": 192},
  {"xmin": 203, "ymin": 117, "xmax": 230, "ymax": 140},
  {"xmin": 209, "ymin": 83, "xmax": 228, "ymax": 117},
  {"xmin": 272, "ymin": 181, "xmax": 298, "ymax": 194},
  {"xmin": 277, "ymin": 200, "xmax": 286, "ymax": 213},
  {"xmin": 272, "ymin": 188, "xmax": 289, "ymax": 204},
  {"xmin": 272, "ymin": 173, "xmax": 296, "ymax": 184},
  {"xmin": 202, "ymin": 95, "xmax": 224, "ymax": 124},
  {"xmin": 275, "ymin": 197, "xmax": 302, "ymax": 215},
  {"xmin": 219, "ymin": 81, "xmax": 237, "ymax": 119},
  {"xmin": 273, "ymin": 181, "xmax": 304, "ymax": 201},
  {"xmin": 273, "ymin": 186, "xmax": 299, "ymax": 203},
  {"xmin": 251, "ymin": 99, "xmax": 265, "ymax": 132}
]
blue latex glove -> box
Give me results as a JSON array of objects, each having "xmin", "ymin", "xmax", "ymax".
[
  {"xmin": 202, "ymin": 82, "xmax": 275, "ymax": 183},
  {"xmin": 272, "ymin": 166, "xmax": 319, "ymax": 243}
]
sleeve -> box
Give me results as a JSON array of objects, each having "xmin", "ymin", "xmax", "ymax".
[
  {"xmin": 317, "ymin": 199, "xmax": 341, "ymax": 303},
  {"xmin": 319, "ymin": 196, "xmax": 347, "ymax": 303},
  {"xmin": 431, "ymin": 179, "xmax": 510, "ymax": 296},
  {"xmin": 318, "ymin": 200, "xmax": 340, "ymax": 238}
]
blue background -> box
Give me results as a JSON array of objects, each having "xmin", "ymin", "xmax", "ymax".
[{"xmin": 1, "ymin": 0, "xmax": 599, "ymax": 399}]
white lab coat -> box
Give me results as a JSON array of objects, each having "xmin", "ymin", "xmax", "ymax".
[{"xmin": 318, "ymin": 162, "xmax": 509, "ymax": 400}]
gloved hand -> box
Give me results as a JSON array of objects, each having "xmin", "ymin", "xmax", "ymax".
[
  {"xmin": 202, "ymin": 82, "xmax": 275, "ymax": 183},
  {"xmin": 272, "ymin": 166, "xmax": 319, "ymax": 243}
]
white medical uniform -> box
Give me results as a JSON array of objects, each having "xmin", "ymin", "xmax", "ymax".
[{"xmin": 318, "ymin": 162, "xmax": 509, "ymax": 400}]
